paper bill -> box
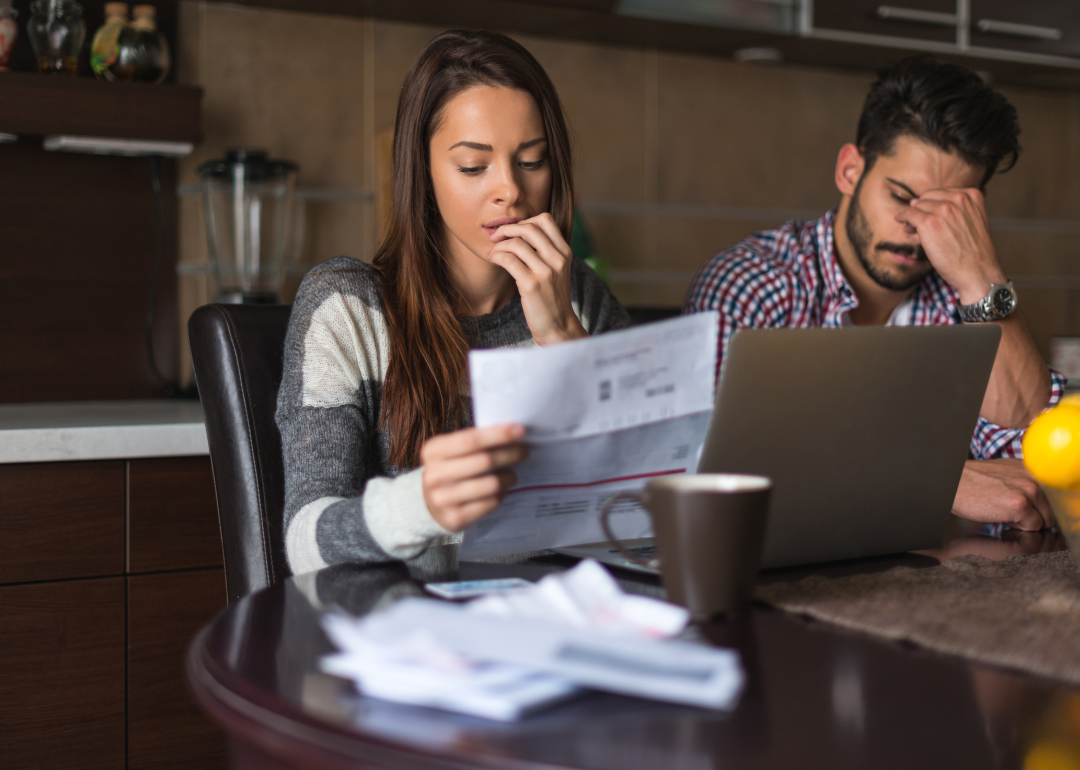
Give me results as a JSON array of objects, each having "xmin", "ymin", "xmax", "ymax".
[{"xmin": 462, "ymin": 312, "xmax": 718, "ymax": 559}]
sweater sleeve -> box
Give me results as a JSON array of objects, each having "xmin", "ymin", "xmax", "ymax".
[
  {"xmin": 571, "ymin": 257, "xmax": 632, "ymax": 334},
  {"xmin": 276, "ymin": 259, "xmax": 451, "ymax": 573}
]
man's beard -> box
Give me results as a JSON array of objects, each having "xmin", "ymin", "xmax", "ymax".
[{"xmin": 845, "ymin": 178, "xmax": 929, "ymax": 292}]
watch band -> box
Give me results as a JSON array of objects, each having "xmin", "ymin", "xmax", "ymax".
[{"xmin": 958, "ymin": 282, "xmax": 1017, "ymax": 323}]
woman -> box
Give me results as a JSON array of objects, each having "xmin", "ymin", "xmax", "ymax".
[{"xmin": 277, "ymin": 30, "xmax": 630, "ymax": 572}]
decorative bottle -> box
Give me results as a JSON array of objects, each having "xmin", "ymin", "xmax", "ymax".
[
  {"xmin": 27, "ymin": 0, "xmax": 86, "ymax": 75},
  {"xmin": 0, "ymin": 1, "xmax": 17, "ymax": 71},
  {"xmin": 90, "ymin": 3, "xmax": 135, "ymax": 81},
  {"xmin": 130, "ymin": 4, "xmax": 168, "ymax": 84}
]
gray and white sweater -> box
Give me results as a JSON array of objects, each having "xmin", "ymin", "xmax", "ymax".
[{"xmin": 276, "ymin": 256, "xmax": 631, "ymax": 574}]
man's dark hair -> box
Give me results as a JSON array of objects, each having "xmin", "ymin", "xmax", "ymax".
[{"xmin": 855, "ymin": 56, "xmax": 1021, "ymax": 188}]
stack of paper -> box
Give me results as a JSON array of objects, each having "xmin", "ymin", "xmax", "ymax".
[{"xmin": 321, "ymin": 560, "xmax": 744, "ymax": 721}]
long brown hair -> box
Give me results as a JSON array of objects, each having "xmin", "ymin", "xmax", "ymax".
[{"xmin": 373, "ymin": 30, "xmax": 575, "ymax": 468}]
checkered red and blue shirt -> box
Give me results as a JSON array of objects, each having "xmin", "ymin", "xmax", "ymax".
[{"xmin": 684, "ymin": 208, "xmax": 1065, "ymax": 460}]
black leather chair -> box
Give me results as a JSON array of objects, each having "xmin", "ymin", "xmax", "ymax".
[{"xmin": 189, "ymin": 303, "xmax": 293, "ymax": 604}]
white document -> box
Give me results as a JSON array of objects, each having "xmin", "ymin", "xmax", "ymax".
[
  {"xmin": 340, "ymin": 596, "xmax": 743, "ymax": 711},
  {"xmin": 321, "ymin": 560, "xmax": 743, "ymax": 721},
  {"xmin": 462, "ymin": 312, "xmax": 719, "ymax": 559}
]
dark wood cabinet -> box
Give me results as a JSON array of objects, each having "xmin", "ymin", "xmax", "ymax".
[
  {"xmin": 129, "ymin": 569, "xmax": 227, "ymax": 770},
  {"xmin": 813, "ymin": 0, "xmax": 959, "ymax": 44},
  {"xmin": 0, "ymin": 460, "xmax": 124, "ymax": 583},
  {"xmin": 0, "ymin": 455, "xmax": 226, "ymax": 769},
  {"xmin": 128, "ymin": 457, "xmax": 223, "ymax": 573},
  {"xmin": 970, "ymin": 0, "xmax": 1080, "ymax": 58},
  {"xmin": 0, "ymin": 577, "xmax": 126, "ymax": 769}
]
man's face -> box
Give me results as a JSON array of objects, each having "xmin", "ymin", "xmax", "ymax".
[{"xmin": 845, "ymin": 135, "xmax": 984, "ymax": 291}]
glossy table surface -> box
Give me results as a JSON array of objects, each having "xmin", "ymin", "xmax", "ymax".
[{"xmin": 188, "ymin": 524, "xmax": 1080, "ymax": 770}]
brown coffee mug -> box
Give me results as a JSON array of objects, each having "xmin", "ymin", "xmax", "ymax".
[{"xmin": 599, "ymin": 474, "xmax": 772, "ymax": 618}]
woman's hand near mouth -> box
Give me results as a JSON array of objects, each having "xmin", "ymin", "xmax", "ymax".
[{"xmin": 484, "ymin": 212, "xmax": 589, "ymax": 346}]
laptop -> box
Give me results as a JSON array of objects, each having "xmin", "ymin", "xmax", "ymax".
[{"xmin": 556, "ymin": 324, "xmax": 1002, "ymax": 572}]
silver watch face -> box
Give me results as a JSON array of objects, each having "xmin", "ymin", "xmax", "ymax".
[{"xmin": 991, "ymin": 287, "xmax": 1016, "ymax": 317}]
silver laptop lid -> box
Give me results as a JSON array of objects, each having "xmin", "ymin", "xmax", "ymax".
[{"xmin": 698, "ymin": 325, "xmax": 1001, "ymax": 569}]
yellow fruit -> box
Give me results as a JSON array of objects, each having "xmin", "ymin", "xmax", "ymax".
[
  {"xmin": 1062, "ymin": 393, "xmax": 1080, "ymax": 408},
  {"xmin": 1025, "ymin": 742, "xmax": 1080, "ymax": 770},
  {"xmin": 1023, "ymin": 404, "xmax": 1080, "ymax": 489}
]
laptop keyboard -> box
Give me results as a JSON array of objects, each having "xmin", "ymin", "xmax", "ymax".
[{"xmin": 611, "ymin": 545, "xmax": 657, "ymax": 559}]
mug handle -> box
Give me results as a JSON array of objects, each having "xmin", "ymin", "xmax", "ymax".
[{"xmin": 599, "ymin": 492, "xmax": 659, "ymax": 569}]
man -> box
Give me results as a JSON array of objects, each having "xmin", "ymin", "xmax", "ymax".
[{"xmin": 685, "ymin": 56, "xmax": 1062, "ymax": 531}]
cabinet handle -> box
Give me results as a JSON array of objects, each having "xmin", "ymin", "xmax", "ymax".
[
  {"xmin": 975, "ymin": 19, "xmax": 1062, "ymax": 41},
  {"xmin": 876, "ymin": 5, "xmax": 957, "ymax": 26}
]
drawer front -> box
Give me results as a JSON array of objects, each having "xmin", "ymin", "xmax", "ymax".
[
  {"xmin": 0, "ymin": 460, "xmax": 125, "ymax": 584},
  {"xmin": 128, "ymin": 568, "xmax": 228, "ymax": 770},
  {"xmin": 0, "ymin": 577, "xmax": 126, "ymax": 769},
  {"xmin": 128, "ymin": 456, "xmax": 224, "ymax": 573}
]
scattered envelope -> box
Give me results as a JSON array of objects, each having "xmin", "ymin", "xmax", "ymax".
[{"xmin": 321, "ymin": 560, "xmax": 743, "ymax": 721}]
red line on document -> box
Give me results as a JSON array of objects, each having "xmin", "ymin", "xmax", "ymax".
[{"xmin": 507, "ymin": 468, "xmax": 687, "ymax": 495}]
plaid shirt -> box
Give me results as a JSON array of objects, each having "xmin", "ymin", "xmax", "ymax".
[{"xmin": 684, "ymin": 209, "xmax": 1065, "ymax": 460}]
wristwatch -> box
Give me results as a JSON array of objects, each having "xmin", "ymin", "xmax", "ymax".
[{"xmin": 958, "ymin": 282, "xmax": 1018, "ymax": 323}]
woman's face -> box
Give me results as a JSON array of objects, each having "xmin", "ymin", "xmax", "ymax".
[{"xmin": 429, "ymin": 85, "xmax": 552, "ymax": 268}]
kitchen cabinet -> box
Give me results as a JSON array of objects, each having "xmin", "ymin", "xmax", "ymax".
[
  {"xmin": 812, "ymin": 0, "xmax": 959, "ymax": 45},
  {"xmin": 806, "ymin": 0, "xmax": 1080, "ymax": 69},
  {"xmin": 218, "ymin": 0, "xmax": 1080, "ymax": 88},
  {"xmin": 0, "ymin": 447, "xmax": 226, "ymax": 769},
  {"xmin": 0, "ymin": 578, "xmax": 126, "ymax": 769},
  {"xmin": 969, "ymin": 0, "xmax": 1080, "ymax": 59}
]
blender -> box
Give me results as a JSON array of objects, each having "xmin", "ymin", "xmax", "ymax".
[{"xmin": 199, "ymin": 149, "xmax": 298, "ymax": 304}]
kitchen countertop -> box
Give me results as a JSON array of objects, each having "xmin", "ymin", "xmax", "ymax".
[{"xmin": 0, "ymin": 399, "xmax": 209, "ymax": 463}]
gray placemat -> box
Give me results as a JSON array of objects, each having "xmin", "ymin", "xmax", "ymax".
[{"xmin": 756, "ymin": 551, "xmax": 1080, "ymax": 686}]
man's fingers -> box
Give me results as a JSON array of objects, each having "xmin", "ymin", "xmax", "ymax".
[
  {"xmin": 1006, "ymin": 485, "xmax": 1055, "ymax": 531},
  {"xmin": 1030, "ymin": 485, "xmax": 1057, "ymax": 529},
  {"xmin": 421, "ymin": 424, "xmax": 525, "ymax": 463}
]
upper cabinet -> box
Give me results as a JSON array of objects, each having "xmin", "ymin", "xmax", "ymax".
[
  {"xmin": 812, "ymin": 0, "xmax": 958, "ymax": 44},
  {"xmin": 615, "ymin": 0, "xmax": 798, "ymax": 34},
  {"xmin": 221, "ymin": 0, "xmax": 1080, "ymax": 87},
  {"xmin": 806, "ymin": 0, "xmax": 1080, "ymax": 67},
  {"xmin": 968, "ymin": 0, "xmax": 1080, "ymax": 59}
]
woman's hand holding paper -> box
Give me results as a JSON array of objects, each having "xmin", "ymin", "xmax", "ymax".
[{"xmin": 421, "ymin": 423, "xmax": 529, "ymax": 532}]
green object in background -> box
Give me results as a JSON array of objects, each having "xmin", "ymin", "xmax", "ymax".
[{"xmin": 571, "ymin": 208, "xmax": 610, "ymax": 282}]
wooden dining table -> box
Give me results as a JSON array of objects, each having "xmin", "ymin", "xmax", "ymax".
[{"xmin": 187, "ymin": 522, "xmax": 1080, "ymax": 770}]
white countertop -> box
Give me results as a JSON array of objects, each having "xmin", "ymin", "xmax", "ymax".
[{"xmin": 0, "ymin": 400, "xmax": 209, "ymax": 463}]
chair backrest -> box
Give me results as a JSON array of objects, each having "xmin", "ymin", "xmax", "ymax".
[{"xmin": 189, "ymin": 303, "xmax": 293, "ymax": 604}]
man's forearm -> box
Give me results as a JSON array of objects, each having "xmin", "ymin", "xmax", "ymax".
[{"xmin": 979, "ymin": 312, "xmax": 1052, "ymax": 428}]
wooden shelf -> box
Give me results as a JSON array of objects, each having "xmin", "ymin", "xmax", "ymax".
[{"xmin": 0, "ymin": 72, "xmax": 202, "ymax": 142}]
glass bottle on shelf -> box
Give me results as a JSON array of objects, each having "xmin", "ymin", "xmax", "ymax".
[
  {"xmin": 130, "ymin": 4, "xmax": 168, "ymax": 84},
  {"xmin": 0, "ymin": 1, "xmax": 17, "ymax": 71},
  {"xmin": 27, "ymin": 0, "xmax": 86, "ymax": 75},
  {"xmin": 90, "ymin": 2, "xmax": 137, "ymax": 81}
]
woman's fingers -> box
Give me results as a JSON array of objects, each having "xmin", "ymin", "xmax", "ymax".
[
  {"xmin": 420, "ymin": 424, "xmax": 525, "ymax": 464},
  {"xmin": 429, "ymin": 469, "xmax": 518, "ymax": 509},
  {"xmin": 492, "ymin": 219, "xmax": 569, "ymax": 271},
  {"xmin": 489, "ymin": 236, "xmax": 550, "ymax": 277},
  {"xmin": 420, "ymin": 425, "xmax": 529, "ymax": 532},
  {"xmin": 441, "ymin": 495, "xmax": 506, "ymax": 531},
  {"xmin": 423, "ymin": 443, "xmax": 529, "ymax": 488},
  {"xmin": 522, "ymin": 214, "xmax": 570, "ymax": 261},
  {"xmin": 486, "ymin": 242, "xmax": 546, "ymax": 298}
]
